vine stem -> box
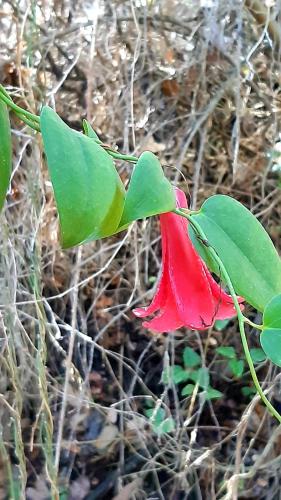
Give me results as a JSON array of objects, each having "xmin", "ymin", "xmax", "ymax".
[
  {"xmin": 0, "ymin": 85, "xmax": 40, "ymax": 124},
  {"xmin": 102, "ymin": 147, "xmax": 138, "ymax": 162},
  {"xmin": 174, "ymin": 208, "xmax": 281, "ymax": 425},
  {"xmin": 0, "ymin": 86, "xmax": 138, "ymax": 160}
]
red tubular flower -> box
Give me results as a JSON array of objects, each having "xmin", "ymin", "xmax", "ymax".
[{"xmin": 134, "ymin": 188, "xmax": 244, "ymax": 332}]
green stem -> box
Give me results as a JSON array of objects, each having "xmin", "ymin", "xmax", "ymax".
[
  {"xmin": 0, "ymin": 85, "xmax": 40, "ymax": 124},
  {"xmin": 101, "ymin": 147, "xmax": 138, "ymax": 163},
  {"xmin": 0, "ymin": 86, "xmax": 138, "ymax": 153},
  {"xmin": 244, "ymin": 317, "xmax": 263, "ymax": 330},
  {"xmin": 17, "ymin": 115, "xmax": 41, "ymax": 132},
  {"xmin": 174, "ymin": 208, "xmax": 281, "ymax": 425}
]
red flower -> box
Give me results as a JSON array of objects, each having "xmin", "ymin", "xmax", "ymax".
[{"xmin": 134, "ymin": 188, "xmax": 243, "ymax": 332}]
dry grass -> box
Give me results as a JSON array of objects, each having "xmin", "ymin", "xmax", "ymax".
[{"xmin": 0, "ymin": 0, "xmax": 281, "ymax": 499}]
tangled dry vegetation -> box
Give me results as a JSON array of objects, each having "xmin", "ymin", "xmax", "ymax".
[{"xmin": 0, "ymin": 0, "xmax": 281, "ymax": 498}]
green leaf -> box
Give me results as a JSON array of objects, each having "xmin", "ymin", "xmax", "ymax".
[
  {"xmin": 241, "ymin": 386, "xmax": 256, "ymax": 397},
  {"xmin": 0, "ymin": 102, "xmax": 11, "ymax": 212},
  {"xmin": 145, "ymin": 408, "xmax": 175, "ymax": 435},
  {"xmin": 160, "ymin": 417, "xmax": 175, "ymax": 434},
  {"xmin": 204, "ymin": 387, "xmax": 223, "ymax": 400},
  {"xmin": 214, "ymin": 319, "xmax": 231, "ymax": 331},
  {"xmin": 189, "ymin": 195, "xmax": 281, "ymax": 312},
  {"xmin": 183, "ymin": 347, "xmax": 201, "ymax": 368},
  {"xmin": 190, "ymin": 367, "xmax": 210, "ymax": 389},
  {"xmin": 171, "ymin": 366, "xmax": 191, "ymax": 384},
  {"xmin": 40, "ymin": 106, "xmax": 125, "ymax": 248},
  {"xmin": 263, "ymin": 293, "xmax": 281, "ymax": 329},
  {"xmin": 228, "ymin": 359, "xmax": 244, "ymax": 378},
  {"xmin": 162, "ymin": 365, "xmax": 190, "ymax": 384},
  {"xmin": 82, "ymin": 119, "xmax": 101, "ymax": 142},
  {"xmin": 260, "ymin": 328, "xmax": 281, "ymax": 366},
  {"xmin": 145, "ymin": 407, "xmax": 165, "ymax": 426},
  {"xmin": 181, "ymin": 384, "xmax": 195, "ymax": 396},
  {"xmin": 249, "ymin": 348, "xmax": 267, "ymax": 363},
  {"xmin": 260, "ymin": 294, "xmax": 281, "ymax": 367},
  {"xmin": 216, "ymin": 346, "xmax": 236, "ymax": 359},
  {"xmin": 119, "ymin": 151, "xmax": 176, "ymax": 228}
]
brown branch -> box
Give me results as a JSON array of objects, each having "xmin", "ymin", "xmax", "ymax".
[{"xmin": 244, "ymin": 0, "xmax": 281, "ymax": 51}]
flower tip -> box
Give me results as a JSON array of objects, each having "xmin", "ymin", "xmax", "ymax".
[{"xmin": 133, "ymin": 307, "xmax": 146, "ymax": 318}]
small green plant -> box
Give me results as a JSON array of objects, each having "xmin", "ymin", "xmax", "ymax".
[
  {"xmin": 216, "ymin": 346, "xmax": 266, "ymax": 380},
  {"xmin": 144, "ymin": 405, "xmax": 175, "ymax": 436},
  {"xmin": 162, "ymin": 347, "xmax": 223, "ymax": 401}
]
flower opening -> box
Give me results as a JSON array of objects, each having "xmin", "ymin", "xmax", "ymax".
[{"xmin": 134, "ymin": 188, "xmax": 244, "ymax": 332}]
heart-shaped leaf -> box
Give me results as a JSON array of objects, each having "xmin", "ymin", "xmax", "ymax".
[
  {"xmin": 40, "ymin": 106, "xmax": 125, "ymax": 248},
  {"xmin": 260, "ymin": 294, "xmax": 281, "ymax": 367},
  {"xmin": 189, "ymin": 195, "xmax": 281, "ymax": 311},
  {"xmin": 216, "ymin": 346, "xmax": 236, "ymax": 359},
  {"xmin": 119, "ymin": 151, "xmax": 176, "ymax": 228},
  {"xmin": 204, "ymin": 387, "xmax": 223, "ymax": 400},
  {"xmin": 183, "ymin": 347, "xmax": 201, "ymax": 368},
  {"xmin": 0, "ymin": 102, "xmax": 11, "ymax": 212},
  {"xmin": 228, "ymin": 359, "xmax": 244, "ymax": 378},
  {"xmin": 181, "ymin": 384, "xmax": 195, "ymax": 396}
]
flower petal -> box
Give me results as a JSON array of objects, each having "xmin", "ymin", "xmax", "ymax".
[
  {"xmin": 160, "ymin": 209, "xmax": 216, "ymax": 329},
  {"xmin": 142, "ymin": 285, "xmax": 183, "ymax": 332},
  {"xmin": 134, "ymin": 187, "xmax": 244, "ymax": 333},
  {"xmin": 133, "ymin": 216, "xmax": 169, "ymax": 318},
  {"xmin": 202, "ymin": 261, "xmax": 244, "ymax": 320}
]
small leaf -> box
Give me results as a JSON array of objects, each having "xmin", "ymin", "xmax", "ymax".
[
  {"xmin": 241, "ymin": 386, "xmax": 256, "ymax": 397},
  {"xmin": 119, "ymin": 151, "xmax": 176, "ymax": 227},
  {"xmin": 214, "ymin": 319, "xmax": 231, "ymax": 331},
  {"xmin": 41, "ymin": 107, "xmax": 125, "ymax": 248},
  {"xmin": 204, "ymin": 387, "xmax": 223, "ymax": 400},
  {"xmin": 260, "ymin": 294, "xmax": 281, "ymax": 367},
  {"xmin": 190, "ymin": 367, "xmax": 210, "ymax": 389},
  {"xmin": 181, "ymin": 384, "xmax": 195, "ymax": 396},
  {"xmin": 190, "ymin": 195, "xmax": 281, "ymax": 312},
  {"xmin": 249, "ymin": 348, "xmax": 267, "ymax": 363},
  {"xmin": 160, "ymin": 417, "xmax": 175, "ymax": 434},
  {"xmin": 216, "ymin": 346, "xmax": 236, "ymax": 359},
  {"xmin": 162, "ymin": 365, "xmax": 190, "ymax": 384},
  {"xmin": 0, "ymin": 101, "xmax": 12, "ymax": 212},
  {"xmin": 171, "ymin": 366, "xmax": 191, "ymax": 384},
  {"xmin": 228, "ymin": 359, "xmax": 244, "ymax": 378},
  {"xmin": 145, "ymin": 407, "xmax": 165, "ymax": 426},
  {"xmin": 183, "ymin": 347, "xmax": 201, "ymax": 368}
]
